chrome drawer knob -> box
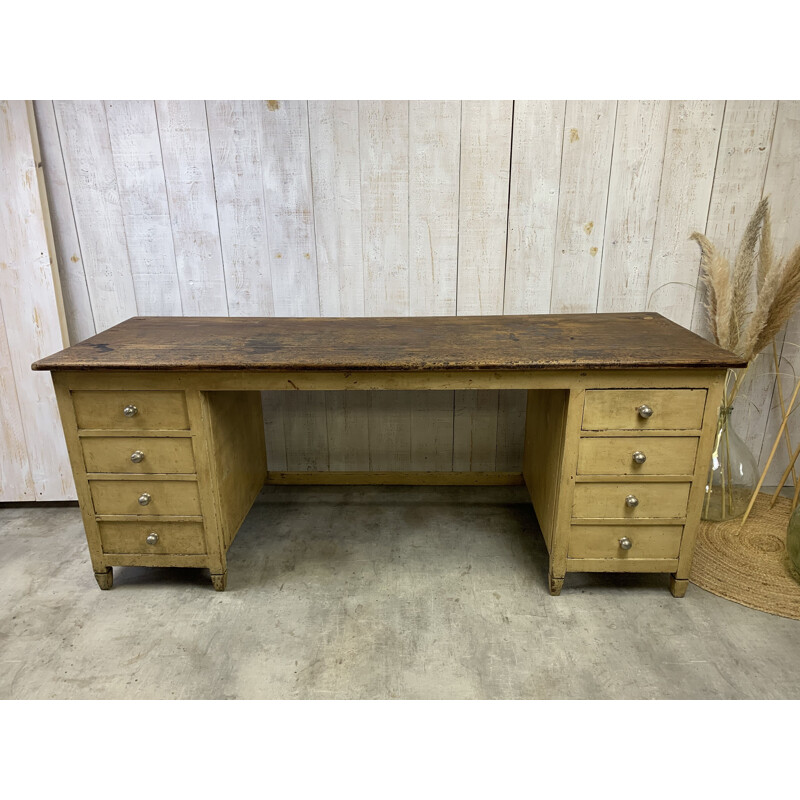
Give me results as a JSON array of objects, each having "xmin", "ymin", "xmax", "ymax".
[
  {"xmin": 123, "ymin": 404, "xmax": 138, "ymax": 418},
  {"xmin": 146, "ymin": 532, "xmax": 159, "ymax": 546},
  {"xmin": 619, "ymin": 537, "xmax": 633, "ymax": 551},
  {"xmin": 138, "ymin": 492, "xmax": 151, "ymax": 506},
  {"xmin": 637, "ymin": 404, "xmax": 653, "ymax": 419},
  {"xmin": 632, "ymin": 451, "xmax": 647, "ymax": 464},
  {"xmin": 130, "ymin": 450, "xmax": 145, "ymax": 463},
  {"xmin": 625, "ymin": 494, "xmax": 639, "ymax": 508}
]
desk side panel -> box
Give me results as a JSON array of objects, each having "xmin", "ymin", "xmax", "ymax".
[
  {"xmin": 523, "ymin": 389, "xmax": 568, "ymax": 553},
  {"xmin": 204, "ymin": 391, "xmax": 268, "ymax": 549}
]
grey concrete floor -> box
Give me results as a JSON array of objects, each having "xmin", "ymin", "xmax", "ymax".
[{"xmin": 1, "ymin": 485, "xmax": 798, "ymax": 699}]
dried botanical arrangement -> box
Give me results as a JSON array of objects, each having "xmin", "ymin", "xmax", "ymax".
[
  {"xmin": 691, "ymin": 197, "xmax": 800, "ymax": 521},
  {"xmin": 692, "ymin": 198, "xmax": 800, "ymax": 385}
]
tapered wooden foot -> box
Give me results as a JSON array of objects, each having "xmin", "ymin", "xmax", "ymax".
[
  {"xmin": 548, "ymin": 569, "xmax": 564, "ymax": 596},
  {"xmin": 94, "ymin": 568, "xmax": 113, "ymax": 590},
  {"xmin": 669, "ymin": 575, "xmax": 688, "ymax": 598},
  {"xmin": 211, "ymin": 572, "xmax": 227, "ymax": 592}
]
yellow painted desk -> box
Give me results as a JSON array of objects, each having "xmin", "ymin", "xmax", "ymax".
[{"xmin": 33, "ymin": 313, "xmax": 745, "ymax": 595}]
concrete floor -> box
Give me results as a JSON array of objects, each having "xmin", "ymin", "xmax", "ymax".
[{"xmin": 1, "ymin": 485, "xmax": 798, "ymax": 699}]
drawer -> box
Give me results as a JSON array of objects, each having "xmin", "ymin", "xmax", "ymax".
[
  {"xmin": 73, "ymin": 390, "xmax": 189, "ymax": 431},
  {"xmin": 568, "ymin": 525, "xmax": 683, "ymax": 559},
  {"xmin": 577, "ymin": 436, "xmax": 698, "ymax": 476},
  {"xmin": 98, "ymin": 520, "xmax": 206, "ymax": 555},
  {"xmin": 572, "ymin": 482, "xmax": 691, "ymax": 520},
  {"xmin": 582, "ymin": 389, "xmax": 706, "ymax": 431},
  {"xmin": 82, "ymin": 437, "xmax": 195, "ymax": 474},
  {"xmin": 89, "ymin": 479, "xmax": 202, "ymax": 516}
]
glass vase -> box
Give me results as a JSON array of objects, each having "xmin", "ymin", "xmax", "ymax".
[{"xmin": 702, "ymin": 406, "xmax": 758, "ymax": 522}]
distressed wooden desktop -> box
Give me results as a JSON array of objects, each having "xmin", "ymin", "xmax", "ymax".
[{"xmin": 33, "ymin": 313, "xmax": 745, "ymax": 596}]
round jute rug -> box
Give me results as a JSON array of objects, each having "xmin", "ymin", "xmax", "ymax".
[{"xmin": 690, "ymin": 492, "xmax": 800, "ymax": 620}]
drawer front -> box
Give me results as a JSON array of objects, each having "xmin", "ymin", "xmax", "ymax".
[
  {"xmin": 577, "ymin": 436, "xmax": 698, "ymax": 476},
  {"xmin": 73, "ymin": 390, "xmax": 189, "ymax": 431},
  {"xmin": 82, "ymin": 437, "xmax": 195, "ymax": 475},
  {"xmin": 568, "ymin": 525, "xmax": 683, "ymax": 559},
  {"xmin": 98, "ymin": 520, "xmax": 206, "ymax": 555},
  {"xmin": 582, "ymin": 389, "xmax": 706, "ymax": 431},
  {"xmin": 572, "ymin": 482, "xmax": 691, "ymax": 520},
  {"xmin": 89, "ymin": 480, "xmax": 202, "ymax": 516}
]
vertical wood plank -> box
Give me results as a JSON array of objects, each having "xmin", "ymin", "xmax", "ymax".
[
  {"xmin": 0, "ymin": 300, "xmax": 33, "ymax": 500},
  {"xmin": 32, "ymin": 101, "xmax": 95, "ymax": 344},
  {"xmin": 549, "ymin": 100, "xmax": 617, "ymax": 314},
  {"xmin": 105, "ymin": 100, "xmax": 182, "ymax": 316},
  {"xmin": 500, "ymin": 100, "xmax": 565, "ymax": 471},
  {"xmin": 409, "ymin": 100, "xmax": 460, "ymax": 317},
  {"xmin": 0, "ymin": 100, "xmax": 74, "ymax": 499},
  {"xmin": 753, "ymin": 101, "xmax": 800, "ymax": 482},
  {"xmin": 156, "ymin": 100, "xmax": 228, "ymax": 316},
  {"xmin": 360, "ymin": 101, "xmax": 411, "ymax": 470},
  {"xmin": 260, "ymin": 100, "xmax": 320, "ymax": 317},
  {"xmin": 205, "ymin": 100, "xmax": 285, "ymax": 468},
  {"xmin": 260, "ymin": 101, "xmax": 325, "ymax": 470},
  {"xmin": 645, "ymin": 100, "xmax": 725, "ymax": 327},
  {"xmin": 308, "ymin": 101, "xmax": 369, "ymax": 469},
  {"xmin": 453, "ymin": 101, "xmax": 513, "ymax": 471},
  {"xmin": 206, "ymin": 100, "xmax": 273, "ymax": 316},
  {"xmin": 309, "ymin": 100, "xmax": 364, "ymax": 318},
  {"xmin": 360, "ymin": 100, "xmax": 410, "ymax": 317},
  {"xmin": 456, "ymin": 100, "xmax": 512, "ymax": 316},
  {"xmin": 596, "ymin": 100, "xmax": 670, "ymax": 312},
  {"xmin": 504, "ymin": 100, "xmax": 565, "ymax": 315},
  {"xmin": 408, "ymin": 100, "xmax": 461, "ymax": 470},
  {"xmin": 54, "ymin": 100, "xmax": 137, "ymax": 331}
]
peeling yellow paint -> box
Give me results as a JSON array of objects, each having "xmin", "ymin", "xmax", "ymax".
[
  {"xmin": 275, "ymin": 252, "xmax": 282, "ymax": 259},
  {"xmin": 569, "ymin": 128, "xmax": 579, "ymax": 143},
  {"xmin": 267, "ymin": 100, "xmax": 280, "ymax": 111},
  {"xmin": 304, "ymin": 252, "xmax": 310, "ymax": 259},
  {"xmin": 583, "ymin": 221, "xmax": 594, "ymax": 235},
  {"xmin": 70, "ymin": 254, "xmax": 80, "ymax": 263},
  {"xmin": 589, "ymin": 247, "xmax": 598, "ymax": 257}
]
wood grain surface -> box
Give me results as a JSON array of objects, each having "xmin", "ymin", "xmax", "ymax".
[{"xmin": 33, "ymin": 313, "xmax": 746, "ymax": 372}]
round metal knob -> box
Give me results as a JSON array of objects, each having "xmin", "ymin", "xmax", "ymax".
[
  {"xmin": 146, "ymin": 532, "xmax": 159, "ymax": 546},
  {"xmin": 625, "ymin": 494, "xmax": 639, "ymax": 508},
  {"xmin": 619, "ymin": 537, "xmax": 633, "ymax": 551},
  {"xmin": 632, "ymin": 451, "xmax": 647, "ymax": 464},
  {"xmin": 637, "ymin": 404, "xmax": 653, "ymax": 419},
  {"xmin": 130, "ymin": 450, "xmax": 145, "ymax": 464},
  {"xmin": 123, "ymin": 404, "xmax": 138, "ymax": 418},
  {"xmin": 138, "ymin": 492, "xmax": 151, "ymax": 506}
]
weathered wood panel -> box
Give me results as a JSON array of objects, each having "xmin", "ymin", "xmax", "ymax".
[
  {"xmin": 0, "ymin": 101, "xmax": 73, "ymax": 500},
  {"xmin": 645, "ymin": 101, "xmax": 725, "ymax": 328},
  {"xmin": 53, "ymin": 100, "xmax": 137, "ymax": 331},
  {"xmin": 454, "ymin": 101, "xmax": 513, "ymax": 471},
  {"xmin": 106, "ymin": 100, "xmax": 182, "ymax": 316},
  {"xmin": 549, "ymin": 100, "xmax": 616, "ymax": 314},
  {"xmin": 32, "ymin": 101, "xmax": 95, "ymax": 344},
  {"xmin": 596, "ymin": 100, "xmax": 670, "ymax": 313},
  {"xmin": 26, "ymin": 98, "xmax": 800, "ymax": 488}
]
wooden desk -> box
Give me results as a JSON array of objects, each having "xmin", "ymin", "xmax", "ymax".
[{"xmin": 33, "ymin": 313, "xmax": 745, "ymax": 595}]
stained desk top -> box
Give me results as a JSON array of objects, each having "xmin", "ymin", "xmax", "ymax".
[{"xmin": 32, "ymin": 313, "xmax": 747, "ymax": 372}]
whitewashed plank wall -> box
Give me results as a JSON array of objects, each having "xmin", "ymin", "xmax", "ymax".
[
  {"xmin": 28, "ymin": 99, "xmax": 800, "ymax": 493},
  {"xmin": 0, "ymin": 101, "xmax": 73, "ymax": 500}
]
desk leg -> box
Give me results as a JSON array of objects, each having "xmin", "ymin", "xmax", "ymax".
[
  {"xmin": 548, "ymin": 567, "xmax": 564, "ymax": 596},
  {"xmin": 210, "ymin": 571, "xmax": 227, "ymax": 592},
  {"xmin": 94, "ymin": 567, "xmax": 113, "ymax": 590},
  {"xmin": 669, "ymin": 574, "xmax": 688, "ymax": 598}
]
